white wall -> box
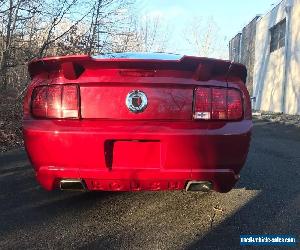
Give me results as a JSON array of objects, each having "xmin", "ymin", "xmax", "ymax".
[
  {"xmin": 286, "ymin": 0, "xmax": 300, "ymax": 114},
  {"xmin": 253, "ymin": 0, "xmax": 300, "ymax": 114}
]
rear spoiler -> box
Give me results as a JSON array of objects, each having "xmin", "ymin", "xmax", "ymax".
[{"xmin": 28, "ymin": 55, "xmax": 247, "ymax": 83}]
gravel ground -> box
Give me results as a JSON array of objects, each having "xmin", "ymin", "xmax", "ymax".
[
  {"xmin": 0, "ymin": 119, "xmax": 299, "ymax": 249},
  {"xmin": 253, "ymin": 111, "xmax": 300, "ymax": 128}
]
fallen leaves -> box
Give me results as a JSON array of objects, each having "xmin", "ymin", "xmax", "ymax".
[{"xmin": 0, "ymin": 91, "xmax": 24, "ymax": 152}]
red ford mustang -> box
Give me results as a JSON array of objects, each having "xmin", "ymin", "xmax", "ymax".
[{"xmin": 23, "ymin": 52, "xmax": 252, "ymax": 193}]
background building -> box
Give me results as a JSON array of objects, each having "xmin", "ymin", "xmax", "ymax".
[
  {"xmin": 229, "ymin": 16, "xmax": 260, "ymax": 96},
  {"xmin": 229, "ymin": 0, "xmax": 300, "ymax": 115}
]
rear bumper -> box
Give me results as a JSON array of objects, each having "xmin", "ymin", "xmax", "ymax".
[
  {"xmin": 23, "ymin": 119, "xmax": 252, "ymax": 193},
  {"xmin": 36, "ymin": 167, "xmax": 239, "ymax": 193}
]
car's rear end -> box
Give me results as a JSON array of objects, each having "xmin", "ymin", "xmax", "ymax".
[{"xmin": 23, "ymin": 53, "xmax": 252, "ymax": 193}]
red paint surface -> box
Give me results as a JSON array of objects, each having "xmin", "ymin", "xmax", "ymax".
[
  {"xmin": 80, "ymin": 86, "xmax": 193, "ymax": 120},
  {"xmin": 23, "ymin": 55, "xmax": 252, "ymax": 193}
]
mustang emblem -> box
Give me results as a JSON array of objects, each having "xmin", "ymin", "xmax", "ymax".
[{"xmin": 126, "ymin": 90, "xmax": 148, "ymax": 113}]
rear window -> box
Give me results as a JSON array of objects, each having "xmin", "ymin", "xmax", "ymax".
[{"xmin": 92, "ymin": 52, "xmax": 183, "ymax": 60}]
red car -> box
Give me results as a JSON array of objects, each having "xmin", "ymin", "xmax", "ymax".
[{"xmin": 23, "ymin": 52, "xmax": 252, "ymax": 193}]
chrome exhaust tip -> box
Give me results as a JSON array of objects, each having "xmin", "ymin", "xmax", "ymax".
[
  {"xmin": 185, "ymin": 181, "xmax": 213, "ymax": 192},
  {"xmin": 60, "ymin": 179, "xmax": 86, "ymax": 191}
]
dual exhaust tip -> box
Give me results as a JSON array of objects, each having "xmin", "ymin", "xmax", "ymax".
[
  {"xmin": 185, "ymin": 181, "xmax": 213, "ymax": 192},
  {"xmin": 60, "ymin": 179, "xmax": 86, "ymax": 191},
  {"xmin": 59, "ymin": 179, "xmax": 212, "ymax": 192}
]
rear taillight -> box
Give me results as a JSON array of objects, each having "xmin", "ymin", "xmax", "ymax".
[
  {"xmin": 31, "ymin": 84, "xmax": 79, "ymax": 119},
  {"xmin": 194, "ymin": 87, "xmax": 243, "ymax": 120},
  {"xmin": 227, "ymin": 89, "xmax": 243, "ymax": 120}
]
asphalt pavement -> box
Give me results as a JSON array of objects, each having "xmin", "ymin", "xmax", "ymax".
[{"xmin": 0, "ymin": 119, "xmax": 299, "ymax": 249}]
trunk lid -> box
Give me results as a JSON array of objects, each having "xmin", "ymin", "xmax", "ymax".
[
  {"xmin": 28, "ymin": 53, "xmax": 247, "ymax": 121},
  {"xmin": 80, "ymin": 84, "xmax": 193, "ymax": 120}
]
